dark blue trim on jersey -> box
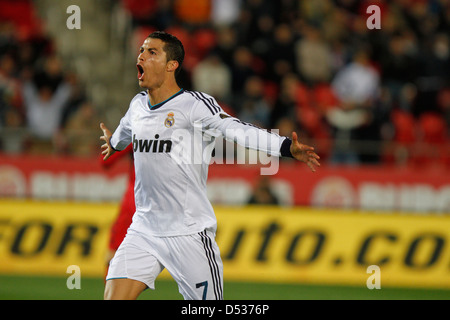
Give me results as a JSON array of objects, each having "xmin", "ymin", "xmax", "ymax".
[
  {"xmin": 106, "ymin": 277, "xmax": 128, "ymax": 280},
  {"xmin": 147, "ymin": 88, "xmax": 184, "ymax": 110},
  {"xmin": 186, "ymin": 90, "xmax": 221, "ymax": 115},
  {"xmin": 280, "ymin": 137, "xmax": 294, "ymax": 158},
  {"xmin": 109, "ymin": 136, "xmax": 119, "ymax": 152}
]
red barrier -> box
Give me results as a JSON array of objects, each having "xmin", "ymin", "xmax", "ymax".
[
  {"xmin": 1, "ymin": 153, "xmax": 449, "ymax": 212},
  {"xmin": 207, "ymin": 162, "xmax": 450, "ymax": 212},
  {"xmin": 0, "ymin": 153, "xmax": 129, "ymax": 201}
]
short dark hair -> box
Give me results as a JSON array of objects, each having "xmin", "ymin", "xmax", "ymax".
[{"xmin": 148, "ymin": 31, "xmax": 185, "ymax": 75}]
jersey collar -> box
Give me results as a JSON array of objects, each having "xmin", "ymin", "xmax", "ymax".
[{"xmin": 147, "ymin": 89, "xmax": 184, "ymax": 110}]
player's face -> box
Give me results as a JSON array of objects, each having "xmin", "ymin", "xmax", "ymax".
[{"xmin": 136, "ymin": 38, "xmax": 170, "ymax": 89}]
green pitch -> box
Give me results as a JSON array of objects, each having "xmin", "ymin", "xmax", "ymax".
[{"xmin": 0, "ymin": 274, "xmax": 449, "ymax": 300}]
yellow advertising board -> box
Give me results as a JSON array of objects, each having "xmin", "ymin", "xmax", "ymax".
[
  {"xmin": 214, "ymin": 207, "xmax": 450, "ymax": 288},
  {"xmin": 0, "ymin": 200, "xmax": 117, "ymax": 277},
  {"xmin": 1, "ymin": 200, "xmax": 450, "ymax": 289}
]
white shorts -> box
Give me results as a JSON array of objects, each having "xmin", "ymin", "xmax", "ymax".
[{"xmin": 106, "ymin": 229, "xmax": 223, "ymax": 300}]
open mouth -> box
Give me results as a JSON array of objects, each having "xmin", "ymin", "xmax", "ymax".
[{"xmin": 137, "ymin": 64, "xmax": 144, "ymax": 80}]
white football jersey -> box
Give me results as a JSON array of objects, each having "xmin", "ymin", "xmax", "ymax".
[{"xmin": 110, "ymin": 89, "xmax": 290, "ymax": 236}]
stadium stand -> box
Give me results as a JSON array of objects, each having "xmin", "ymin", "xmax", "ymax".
[{"xmin": 0, "ymin": 0, "xmax": 448, "ymax": 166}]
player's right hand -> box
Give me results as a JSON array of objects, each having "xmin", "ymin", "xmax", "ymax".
[{"xmin": 100, "ymin": 122, "xmax": 115, "ymax": 161}]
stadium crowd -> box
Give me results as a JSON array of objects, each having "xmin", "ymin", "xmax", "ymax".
[
  {"xmin": 0, "ymin": 0, "xmax": 449, "ymax": 166},
  {"xmin": 0, "ymin": 0, "xmax": 96, "ymax": 156}
]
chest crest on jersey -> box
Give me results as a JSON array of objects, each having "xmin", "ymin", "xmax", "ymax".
[{"xmin": 164, "ymin": 112, "xmax": 175, "ymax": 128}]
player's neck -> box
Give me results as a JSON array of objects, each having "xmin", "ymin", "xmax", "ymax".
[{"xmin": 147, "ymin": 82, "xmax": 181, "ymax": 107}]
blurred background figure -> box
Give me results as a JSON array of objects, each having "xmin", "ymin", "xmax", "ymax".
[
  {"xmin": 247, "ymin": 176, "xmax": 279, "ymax": 205},
  {"xmin": 192, "ymin": 53, "xmax": 231, "ymax": 104},
  {"xmin": 0, "ymin": 52, "xmax": 25, "ymax": 153},
  {"xmin": 327, "ymin": 48, "xmax": 380, "ymax": 164},
  {"xmin": 236, "ymin": 75, "xmax": 271, "ymax": 128},
  {"xmin": 295, "ymin": 23, "xmax": 332, "ymax": 85},
  {"xmin": 22, "ymin": 56, "xmax": 72, "ymax": 154},
  {"xmin": 63, "ymin": 101, "xmax": 100, "ymax": 156}
]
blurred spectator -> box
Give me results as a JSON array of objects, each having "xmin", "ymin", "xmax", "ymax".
[
  {"xmin": 59, "ymin": 72, "xmax": 88, "ymax": 129},
  {"xmin": 236, "ymin": 76, "xmax": 271, "ymax": 128},
  {"xmin": 327, "ymin": 48, "xmax": 380, "ymax": 164},
  {"xmin": 275, "ymin": 116, "xmax": 297, "ymax": 138},
  {"xmin": 212, "ymin": 26, "xmax": 238, "ymax": 66},
  {"xmin": 0, "ymin": 53, "xmax": 24, "ymax": 128},
  {"xmin": 22, "ymin": 78, "xmax": 71, "ymax": 154},
  {"xmin": 248, "ymin": 14, "xmax": 274, "ymax": 63},
  {"xmin": 0, "ymin": 52, "xmax": 25, "ymax": 153},
  {"xmin": 267, "ymin": 24, "xmax": 296, "ymax": 83},
  {"xmin": 380, "ymin": 32, "xmax": 418, "ymax": 112},
  {"xmin": 328, "ymin": 38, "xmax": 351, "ymax": 76},
  {"xmin": 295, "ymin": 23, "xmax": 332, "ymax": 85},
  {"xmin": 211, "ymin": 0, "xmax": 242, "ymax": 27},
  {"xmin": 0, "ymin": 22, "xmax": 17, "ymax": 54},
  {"xmin": 63, "ymin": 102, "xmax": 100, "ymax": 157},
  {"xmin": 230, "ymin": 46, "xmax": 255, "ymax": 94},
  {"xmin": 192, "ymin": 53, "xmax": 231, "ymax": 103},
  {"xmin": 331, "ymin": 49, "xmax": 379, "ymax": 107},
  {"xmin": 32, "ymin": 54, "xmax": 64, "ymax": 94},
  {"xmin": 154, "ymin": 0, "xmax": 176, "ymax": 30},
  {"xmin": 239, "ymin": 0, "xmax": 274, "ymax": 47},
  {"xmin": 414, "ymin": 33, "xmax": 450, "ymax": 117},
  {"xmin": 270, "ymin": 74, "xmax": 300, "ymax": 128},
  {"xmin": 247, "ymin": 176, "xmax": 279, "ymax": 205}
]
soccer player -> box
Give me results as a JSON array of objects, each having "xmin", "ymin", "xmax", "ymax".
[{"xmin": 100, "ymin": 31, "xmax": 320, "ymax": 300}]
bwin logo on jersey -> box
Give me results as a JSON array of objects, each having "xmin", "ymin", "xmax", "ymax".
[{"xmin": 133, "ymin": 134, "xmax": 172, "ymax": 153}]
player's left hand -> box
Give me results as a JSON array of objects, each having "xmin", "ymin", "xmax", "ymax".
[{"xmin": 289, "ymin": 132, "xmax": 321, "ymax": 172}]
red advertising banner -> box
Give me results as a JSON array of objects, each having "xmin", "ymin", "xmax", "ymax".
[
  {"xmin": 0, "ymin": 153, "xmax": 449, "ymax": 212},
  {"xmin": 0, "ymin": 153, "xmax": 130, "ymax": 201},
  {"xmin": 207, "ymin": 162, "xmax": 450, "ymax": 213}
]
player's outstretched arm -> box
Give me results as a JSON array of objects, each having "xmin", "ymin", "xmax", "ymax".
[
  {"xmin": 100, "ymin": 122, "xmax": 116, "ymax": 161},
  {"xmin": 290, "ymin": 132, "xmax": 321, "ymax": 172}
]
